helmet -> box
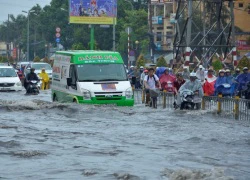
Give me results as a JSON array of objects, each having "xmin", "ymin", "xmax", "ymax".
[
  {"xmin": 219, "ymin": 69, "xmax": 225, "ymax": 73},
  {"xmin": 140, "ymin": 66, "xmax": 144, "ymax": 69},
  {"xmin": 190, "ymin": 72, "xmax": 196, "ymax": 77},
  {"xmin": 199, "ymin": 65, "xmax": 203, "ymax": 69},
  {"xmin": 225, "ymin": 69, "xmax": 230, "ymax": 72},
  {"xmin": 236, "ymin": 68, "xmax": 240, "ymax": 71},
  {"xmin": 243, "ymin": 67, "xmax": 248, "ymax": 70},
  {"xmin": 144, "ymin": 69, "xmax": 148, "ymax": 73},
  {"xmin": 208, "ymin": 68, "xmax": 213, "ymax": 72}
]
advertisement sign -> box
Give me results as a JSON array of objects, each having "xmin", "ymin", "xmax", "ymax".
[
  {"xmin": 170, "ymin": 13, "xmax": 176, "ymax": 24},
  {"xmin": 152, "ymin": 16, "xmax": 163, "ymax": 25},
  {"xmin": 69, "ymin": 0, "xmax": 117, "ymax": 25},
  {"xmin": 237, "ymin": 40, "xmax": 250, "ymax": 51}
]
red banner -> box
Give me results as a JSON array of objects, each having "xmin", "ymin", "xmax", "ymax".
[
  {"xmin": 12, "ymin": 48, "xmax": 17, "ymax": 59},
  {"xmin": 236, "ymin": 40, "xmax": 250, "ymax": 51}
]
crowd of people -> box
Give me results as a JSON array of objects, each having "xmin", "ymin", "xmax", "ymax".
[{"xmin": 128, "ymin": 65, "xmax": 250, "ymax": 109}]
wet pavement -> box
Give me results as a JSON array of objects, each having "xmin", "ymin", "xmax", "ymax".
[{"xmin": 0, "ymin": 90, "xmax": 250, "ymax": 179}]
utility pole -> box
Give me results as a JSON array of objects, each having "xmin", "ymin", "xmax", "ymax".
[
  {"xmin": 7, "ymin": 14, "xmax": 9, "ymax": 65},
  {"xmin": 148, "ymin": 0, "xmax": 154, "ymax": 63}
]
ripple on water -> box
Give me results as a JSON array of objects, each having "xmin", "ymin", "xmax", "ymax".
[
  {"xmin": 11, "ymin": 150, "xmax": 48, "ymax": 158},
  {"xmin": 0, "ymin": 140, "xmax": 21, "ymax": 148},
  {"xmin": 162, "ymin": 168, "xmax": 234, "ymax": 180}
]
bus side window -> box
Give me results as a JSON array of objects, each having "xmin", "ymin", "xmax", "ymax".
[{"xmin": 69, "ymin": 65, "xmax": 77, "ymax": 89}]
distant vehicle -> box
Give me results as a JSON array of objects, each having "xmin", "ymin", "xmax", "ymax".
[
  {"xmin": 0, "ymin": 66, "xmax": 22, "ymax": 91},
  {"xmin": 24, "ymin": 62, "xmax": 52, "ymax": 80}
]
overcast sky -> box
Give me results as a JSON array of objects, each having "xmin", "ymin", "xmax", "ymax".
[{"xmin": 0, "ymin": 0, "xmax": 51, "ymax": 23}]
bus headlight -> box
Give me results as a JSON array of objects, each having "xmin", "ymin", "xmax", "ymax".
[
  {"xmin": 81, "ymin": 89, "xmax": 91, "ymax": 100},
  {"xmin": 125, "ymin": 87, "xmax": 133, "ymax": 99}
]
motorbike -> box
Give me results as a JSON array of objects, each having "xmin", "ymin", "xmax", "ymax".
[
  {"xmin": 26, "ymin": 80, "xmax": 39, "ymax": 95},
  {"xmin": 240, "ymin": 82, "xmax": 250, "ymax": 109},
  {"xmin": 161, "ymin": 81, "xmax": 175, "ymax": 93},
  {"xmin": 149, "ymin": 89, "xmax": 160, "ymax": 109},
  {"xmin": 180, "ymin": 89, "xmax": 201, "ymax": 110},
  {"xmin": 215, "ymin": 83, "xmax": 234, "ymax": 97}
]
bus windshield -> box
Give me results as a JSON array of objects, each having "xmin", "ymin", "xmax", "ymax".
[{"xmin": 77, "ymin": 64, "xmax": 128, "ymax": 81}]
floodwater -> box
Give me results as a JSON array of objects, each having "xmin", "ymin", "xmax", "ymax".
[{"xmin": 0, "ymin": 90, "xmax": 250, "ymax": 180}]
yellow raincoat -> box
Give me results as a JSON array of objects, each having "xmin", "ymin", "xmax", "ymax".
[{"xmin": 39, "ymin": 71, "xmax": 49, "ymax": 90}]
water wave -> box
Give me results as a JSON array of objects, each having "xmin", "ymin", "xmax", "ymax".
[
  {"xmin": 0, "ymin": 99, "xmax": 69, "ymax": 111},
  {"xmin": 11, "ymin": 150, "xmax": 48, "ymax": 158},
  {"xmin": 162, "ymin": 168, "xmax": 234, "ymax": 180}
]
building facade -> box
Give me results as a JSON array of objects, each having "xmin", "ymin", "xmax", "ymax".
[{"xmin": 150, "ymin": 0, "xmax": 175, "ymax": 51}]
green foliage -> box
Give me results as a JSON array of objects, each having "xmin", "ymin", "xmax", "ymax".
[
  {"xmin": 212, "ymin": 57, "xmax": 223, "ymax": 72},
  {"xmin": 237, "ymin": 56, "xmax": 250, "ymax": 70},
  {"xmin": 156, "ymin": 56, "xmax": 167, "ymax": 67},
  {"xmin": 43, "ymin": 57, "xmax": 50, "ymax": 64},
  {"xmin": 0, "ymin": 56, "xmax": 8, "ymax": 63},
  {"xmin": 72, "ymin": 42, "xmax": 85, "ymax": 50},
  {"xmin": 136, "ymin": 54, "xmax": 146, "ymax": 68},
  {"xmin": 33, "ymin": 56, "xmax": 41, "ymax": 62}
]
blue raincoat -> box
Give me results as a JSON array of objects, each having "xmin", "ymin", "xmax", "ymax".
[
  {"xmin": 156, "ymin": 67, "xmax": 167, "ymax": 79},
  {"xmin": 235, "ymin": 73, "xmax": 250, "ymax": 91},
  {"xmin": 214, "ymin": 76, "xmax": 235, "ymax": 96}
]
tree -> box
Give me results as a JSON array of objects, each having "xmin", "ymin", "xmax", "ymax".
[
  {"xmin": 33, "ymin": 56, "xmax": 41, "ymax": 62},
  {"xmin": 212, "ymin": 57, "xmax": 223, "ymax": 73},
  {"xmin": 156, "ymin": 56, "xmax": 167, "ymax": 67},
  {"xmin": 237, "ymin": 56, "xmax": 250, "ymax": 70},
  {"xmin": 72, "ymin": 42, "xmax": 85, "ymax": 50},
  {"xmin": 136, "ymin": 54, "xmax": 146, "ymax": 67}
]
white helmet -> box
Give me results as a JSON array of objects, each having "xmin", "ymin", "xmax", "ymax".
[{"xmin": 190, "ymin": 72, "xmax": 196, "ymax": 77}]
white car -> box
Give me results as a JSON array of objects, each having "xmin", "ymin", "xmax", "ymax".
[
  {"xmin": 0, "ymin": 66, "xmax": 22, "ymax": 91},
  {"xmin": 24, "ymin": 62, "xmax": 52, "ymax": 80}
]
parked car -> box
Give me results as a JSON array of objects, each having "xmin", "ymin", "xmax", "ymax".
[
  {"xmin": 24, "ymin": 62, "xmax": 52, "ymax": 80},
  {"xmin": 0, "ymin": 66, "xmax": 22, "ymax": 91}
]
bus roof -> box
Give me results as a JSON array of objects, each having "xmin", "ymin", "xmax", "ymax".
[
  {"xmin": 55, "ymin": 50, "xmax": 124, "ymax": 64},
  {"xmin": 55, "ymin": 50, "xmax": 120, "ymax": 56}
]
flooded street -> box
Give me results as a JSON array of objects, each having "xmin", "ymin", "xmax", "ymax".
[{"xmin": 0, "ymin": 90, "xmax": 250, "ymax": 179}]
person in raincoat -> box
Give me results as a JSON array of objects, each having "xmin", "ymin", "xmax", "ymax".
[
  {"xmin": 203, "ymin": 68, "xmax": 217, "ymax": 96},
  {"xmin": 39, "ymin": 68, "xmax": 50, "ymax": 90},
  {"xmin": 233, "ymin": 68, "xmax": 240, "ymax": 78},
  {"xmin": 159, "ymin": 68, "xmax": 176, "ymax": 92},
  {"xmin": 196, "ymin": 65, "xmax": 206, "ymax": 83},
  {"xmin": 182, "ymin": 66, "xmax": 190, "ymax": 81},
  {"xmin": 225, "ymin": 69, "xmax": 233, "ymax": 84},
  {"xmin": 235, "ymin": 67, "xmax": 250, "ymax": 95},
  {"xmin": 176, "ymin": 72, "xmax": 204, "ymax": 108},
  {"xmin": 214, "ymin": 69, "xmax": 233, "ymax": 96}
]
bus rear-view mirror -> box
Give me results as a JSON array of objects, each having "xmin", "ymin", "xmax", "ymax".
[{"xmin": 67, "ymin": 78, "xmax": 72, "ymax": 86}]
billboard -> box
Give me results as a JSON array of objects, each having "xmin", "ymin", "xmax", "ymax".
[{"xmin": 69, "ymin": 0, "xmax": 117, "ymax": 25}]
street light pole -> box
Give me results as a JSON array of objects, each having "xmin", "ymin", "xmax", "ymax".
[{"xmin": 22, "ymin": 10, "xmax": 35, "ymax": 62}]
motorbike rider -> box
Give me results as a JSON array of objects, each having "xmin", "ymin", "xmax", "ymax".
[
  {"xmin": 25, "ymin": 68, "xmax": 39, "ymax": 94},
  {"xmin": 233, "ymin": 68, "xmax": 240, "ymax": 78},
  {"xmin": 140, "ymin": 69, "xmax": 148, "ymax": 87},
  {"xmin": 176, "ymin": 72, "xmax": 204, "ymax": 109},
  {"xmin": 144, "ymin": 68, "xmax": 161, "ymax": 106},
  {"xmin": 203, "ymin": 68, "xmax": 217, "ymax": 96},
  {"xmin": 235, "ymin": 67, "xmax": 250, "ymax": 96},
  {"xmin": 196, "ymin": 65, "xmax": 206, "ymax": 83},
  {"xmin": 182, "ymin": 66, "xmax": 190, "ymax": 81},
  {"xmin": 173, "ymin": 73, "xmax": 185, "ymax": 95},
  {"xmin": 225, "ymin": 69, "xmax": 233, "ymax": 83},
  {"xmin": 159, "ymin": 68, "xmax": 176, "ymax": 92}
]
